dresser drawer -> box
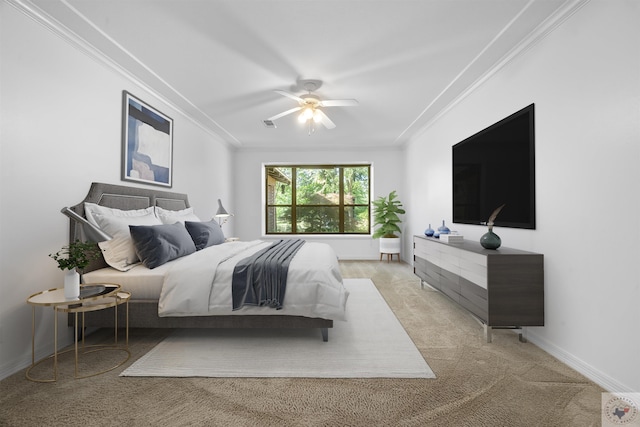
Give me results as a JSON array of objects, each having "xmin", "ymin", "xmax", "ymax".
[
  {"xmin": 413, "ymin": 237, "xmax": 439, "ymax": 259},
  {"xmin": 460, "ymin": 277, "xmax": 487, "ymax": 321},
  {"xmin": 459, "ymin": 254, "xmax": 487, "ymax": 289},
  {"xmin": 439, "ymin": 268, "xmax": 461, "ymax": 302},
  {"xmin": 414, "ymin": 256, "xmax": 441, "ymax": 289},
  {"xmin": 459, "ymin": 295, "xmax": 488, "ymax": 322},
  {"xmin": 460, "ymin": 277, "xmax": 487, "ymax": 305},
  {"xmin": 439, "ymin": 251, "xmax": 461, "ymax": 276}
]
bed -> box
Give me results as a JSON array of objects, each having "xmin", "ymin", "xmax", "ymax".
[{"xmin": 68, "ymin": 182, "xmax": 348, "ymax": 341}]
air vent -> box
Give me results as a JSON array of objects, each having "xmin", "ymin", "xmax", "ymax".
[{"xmin": 263, "ymin": 119, "xmax": 276, "ymax": 128}]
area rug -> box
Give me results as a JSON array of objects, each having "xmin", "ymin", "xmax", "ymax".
[{"xmin": 121, "ymin": 279, "xmax": 435, "ymax": 378}]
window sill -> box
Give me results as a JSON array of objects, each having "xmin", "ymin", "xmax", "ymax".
[{"xmin": 261, "ymin": 234, "xmax": 373, "ymax": 240}]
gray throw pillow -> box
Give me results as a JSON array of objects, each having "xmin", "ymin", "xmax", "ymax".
[
  {"xmin": 185, "ymin": 220, "xmax": 225, "ymax": 250},
  {"xmin": 129, "ymin": 222, "xmax": 196, "ymax": 269}
]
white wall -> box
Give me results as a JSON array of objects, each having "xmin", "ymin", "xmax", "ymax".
[
  {"xmin": 405, "ymin": 1, "xmax": 640, "ymax": 392},
  {"xmin": 4, "ymin": 0, "xmax": 638, "ymax": 396},
  {"xmin": 0, "ymin": 4, "xmax": 233, "ymax": 379},
  {"xmin": 233, "ymin": 148, "xmax": 405, "ymax": 260}
]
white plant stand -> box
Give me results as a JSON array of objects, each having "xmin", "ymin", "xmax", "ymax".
[{"xmin": 379, "ymin": 237, "xmax": 401, "ymax": 262}]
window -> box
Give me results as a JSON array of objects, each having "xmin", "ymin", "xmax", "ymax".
[{"xmin": 265, "ymin": 164, "xmax": 371, "ymax": 235}]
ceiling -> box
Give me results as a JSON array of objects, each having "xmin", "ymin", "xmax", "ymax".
[{"xmin": 25, "ymin": 0, "xmax": 576, "ymax": 150}]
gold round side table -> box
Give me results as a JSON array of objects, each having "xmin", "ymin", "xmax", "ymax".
[{"xmin": 26, "ymin": 283, "xmax": 130, "ymax": 382}]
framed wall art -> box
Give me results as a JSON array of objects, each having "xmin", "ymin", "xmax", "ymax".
[{"xmin": 121, "ymin": 91, "xmax": 173, "ymax": 187}]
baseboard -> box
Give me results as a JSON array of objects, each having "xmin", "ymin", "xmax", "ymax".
[
  {"xmin": 0, "ymin": 343, "xmax": 52, "ymax": 381},
  {"xmin": 524, "ymin": 328, "xmax": 634, "ymax": 393},
  {"xmin": 0, "ymin": 334, "xmax": 75, "ymax": 381}
]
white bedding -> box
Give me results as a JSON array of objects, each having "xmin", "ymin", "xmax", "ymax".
[
  {"xmin": 84, "ymin": 240, "xmax": 348, "ymax": 321},
  {"xmin": 84, "ymin": 262, "xmax": 169, "ymax": 300}
]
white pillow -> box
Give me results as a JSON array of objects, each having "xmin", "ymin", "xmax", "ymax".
[
  {"xmin": 84, "ymin": 203, "xmax": 157, "ymax": 227},
  {"xmin": 155, "ymin": 206, "xmax": 200, "ymax": 224},
  {"xmin": 84, "ymin": 203, "xmax": 161, "ymax": 271}
]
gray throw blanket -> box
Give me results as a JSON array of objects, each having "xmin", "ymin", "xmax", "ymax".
[{"xmin": 232, "ymin": 239, "xmax": 306, "ymax": 310}]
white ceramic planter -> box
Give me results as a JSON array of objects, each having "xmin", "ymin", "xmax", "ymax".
[
  {"xmin": 379, "ymin": 237, "xmax": 401, "ymax": 254},
  {"xmin": 64, "ymin": 269, "xmax": 80, "ymax": 300}
]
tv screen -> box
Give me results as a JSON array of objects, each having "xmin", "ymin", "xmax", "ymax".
[{"xmin": 452, "ymin": 104, "xmax": 535, "ymax": 229}]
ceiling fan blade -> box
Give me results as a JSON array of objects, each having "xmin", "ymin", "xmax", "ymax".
[
  {"xmin": 267, "ymin": 106, "xmax": 302, "ymax": 121},
  {"xmin": 274, "ymin": 90, "xmax": 305, "ymax": 104},
  {"xmin": 320, "ymin": 99, "xmax": 359, "ymax": 107},
  {"xmin": 316, "ymin": 110, "xmax": 336, "ymax": 129}
]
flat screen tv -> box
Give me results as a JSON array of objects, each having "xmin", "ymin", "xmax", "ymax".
[{"xmin": 452, "ymin": 103, "xmax": 535, "ymax": 229}]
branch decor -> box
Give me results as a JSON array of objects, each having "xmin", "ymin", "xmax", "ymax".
[
  {"xmin": 49, "ymin": 240, "xmax": 102, "ymax": 272},
  {"xmin": 481, "ymin": 204, "xmax": 505, "ymax": 249},
  {"xmin": 487, "ymin": 203, "xmax": 506, "ymax": 230}
]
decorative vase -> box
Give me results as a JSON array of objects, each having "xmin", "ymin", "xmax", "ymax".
[
  {"xmin": 64, "ymin": 269, "xmax": 80, "ymax": 299},
  {"xmin": 438, "ymin": 220, "xmax": 450, "ymax": 235},
  {"xmin": 424, "ymin": 224, "xmax": 434, "ymax": 237},
  {"xmin": 480, "ymin": 227, "xmax": 501, "ymax": 249}
]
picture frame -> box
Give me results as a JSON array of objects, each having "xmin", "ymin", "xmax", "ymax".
[{"xmin": 121, "ymin": 91, "xmax": 173, "ymax": 187}]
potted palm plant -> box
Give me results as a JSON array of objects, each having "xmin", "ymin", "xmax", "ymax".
[
  {"xmin": 372, "ymin": 190, "xmax": 405, "ymax": 258},
  {"xmin": 49, "ymin": 240, "xmax": 101, "ymax": 299}
]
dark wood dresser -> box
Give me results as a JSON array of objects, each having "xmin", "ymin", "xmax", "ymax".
[{"xmin": 413, "ymin": 235, "xmax": 544, "ymax": 342}]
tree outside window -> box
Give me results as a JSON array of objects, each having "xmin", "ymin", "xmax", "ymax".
[{"xmin": 265, "ymin": 165, "xmax": 370, "ymax": 235}]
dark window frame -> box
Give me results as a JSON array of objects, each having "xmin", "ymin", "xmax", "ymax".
[{"xmin": 265, "ymin": 164, "xmax": 371, "ymax": 235}]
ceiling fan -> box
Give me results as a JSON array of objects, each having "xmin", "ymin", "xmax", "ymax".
[{"xmin": 264, "ymin": 79, "xmax": 358, "ymax": 132}]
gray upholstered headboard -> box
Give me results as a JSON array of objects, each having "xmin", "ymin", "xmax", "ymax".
[{"xmin": 69, "ymin": 182, "xmax": 190, "ymax": 271}]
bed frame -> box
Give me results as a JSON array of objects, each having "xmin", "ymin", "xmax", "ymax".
[{"xmin": 68, "ymin": 182, "xmax": 332, "ymax": 341}]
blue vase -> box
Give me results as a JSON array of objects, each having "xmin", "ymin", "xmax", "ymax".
[
  {"xmin": 438, "ymin": 220, "xmax": 450, "ymax": 235},
  {"xmin": 424, "ymin": 224, "xmax": 434, "ymax": 237},
  {"xmin": 480, "ymin": 229, "xmax": 501, "ymax": 249}
]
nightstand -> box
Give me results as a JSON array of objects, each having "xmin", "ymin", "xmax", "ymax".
[{"xmin": 26, "ymin": 283, "xmax": 130, "ymax": 382}]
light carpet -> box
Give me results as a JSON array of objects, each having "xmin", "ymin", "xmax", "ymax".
[{"xmin": 121, "ymin": 278, "xmax": 435, "ymax": 378}]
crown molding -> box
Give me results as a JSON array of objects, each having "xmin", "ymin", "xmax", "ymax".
[
  {"xmin": 6, "ymin": 0, "xmax": 237, "ymax": 147},
  {"xmin": 407, "ymin": 0, "xmax": 591, "ymax": 145}
]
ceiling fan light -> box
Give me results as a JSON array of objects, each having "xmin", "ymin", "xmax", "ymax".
[
  {"xmin": 303, "ymin": 107, "xmax": 314, "ymax": 120},
  {"xmin": 270, "ymin": 82, "xmax": 356, "ymax": 131}
]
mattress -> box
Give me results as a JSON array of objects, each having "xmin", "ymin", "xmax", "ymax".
[
  {"xmin": 83, "ymin": 240, "xmax": 348, "ymax": 320},
  {"xmin": 84, "ymin": 262, "xmax": 167, "ymax": 300}
]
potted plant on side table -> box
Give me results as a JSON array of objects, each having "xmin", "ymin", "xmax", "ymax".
[
  {"xmin": 372, "ymin": 190, "xmax": 405, "ymax": 261},
  {"xmin": 49, "ymin": 240, "xmax": 102, "ymax": 299}
]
